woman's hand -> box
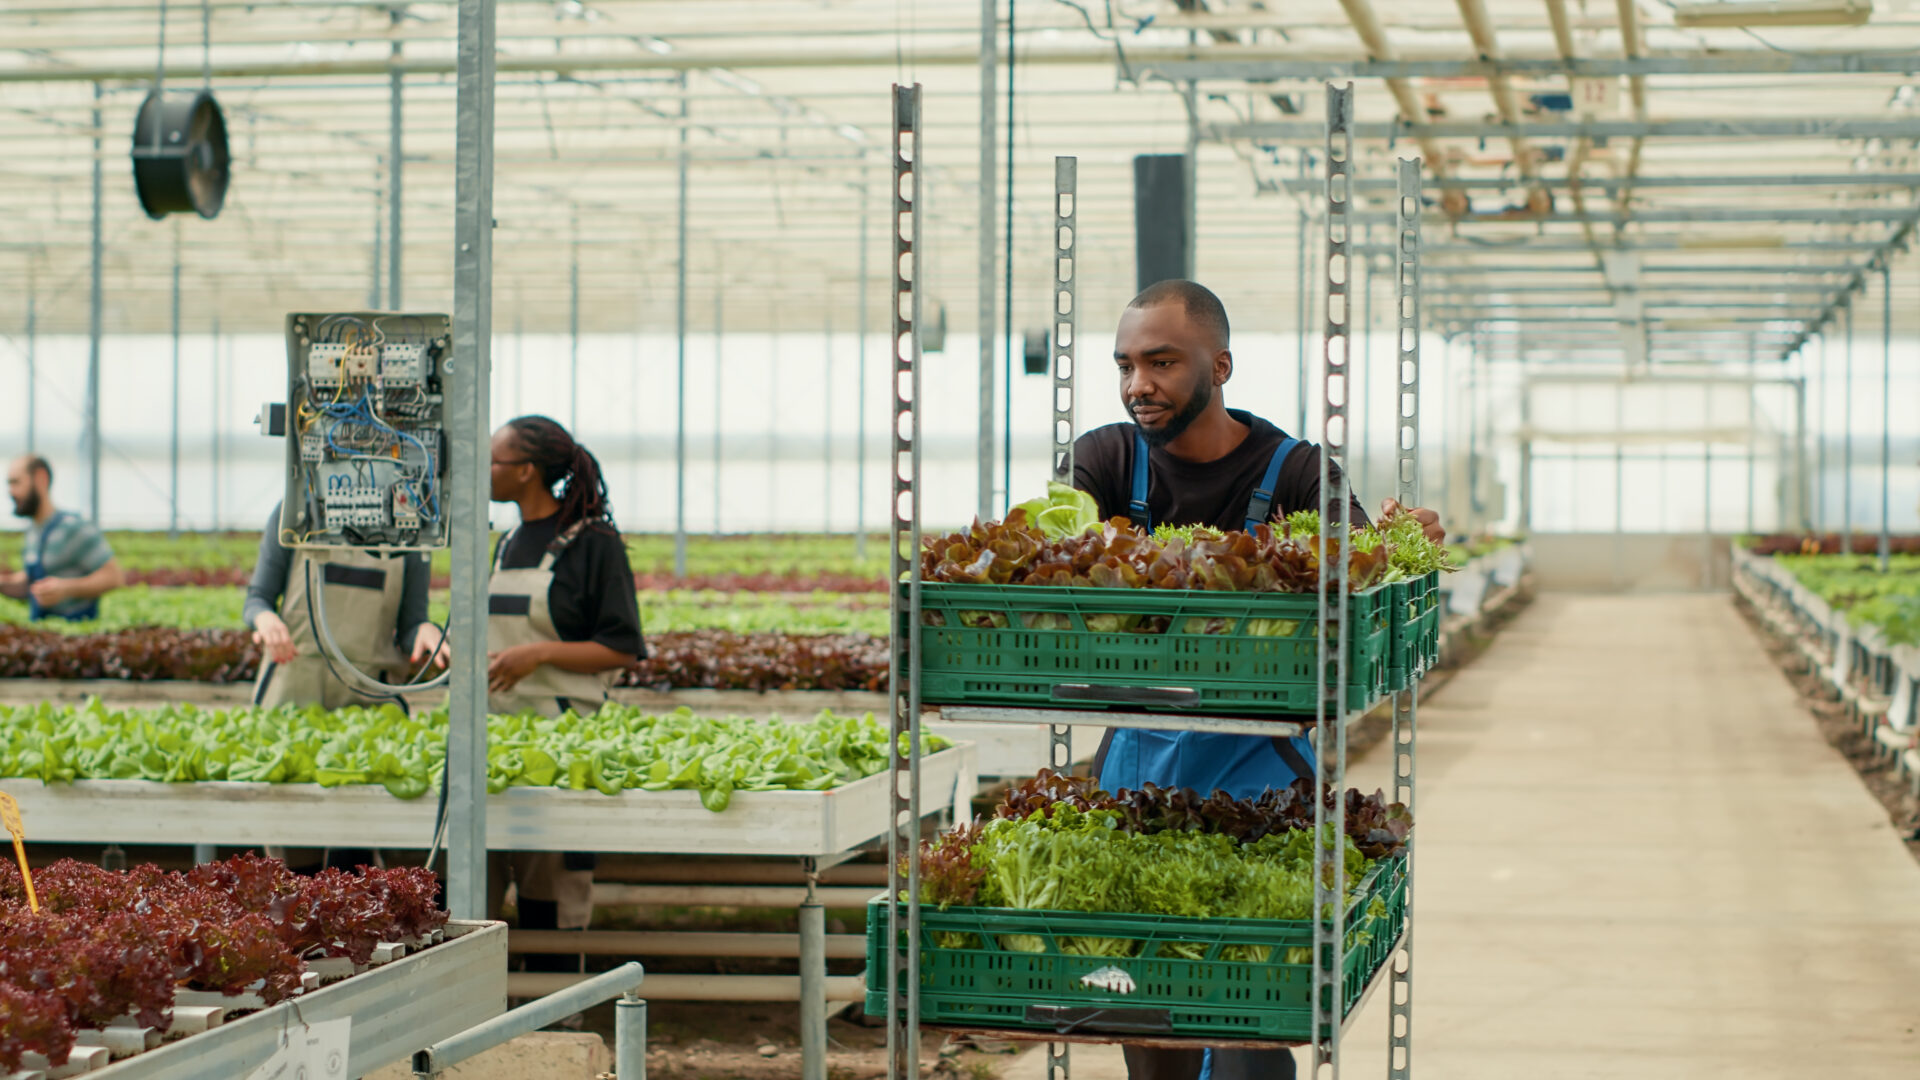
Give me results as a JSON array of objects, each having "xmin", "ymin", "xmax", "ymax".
[
  {"xmin": 410, "ymin": 624, "xmax": 450, "ymax": 670},
  {"xmin": 487, "ymin": 643, "xmax": 548, "ymax": 693},
  {"xmin": 252, "ymin": 612, "xmax": 297, "ymax": 665}
]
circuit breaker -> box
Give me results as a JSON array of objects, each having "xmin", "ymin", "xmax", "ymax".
[{"xmin": 277, "ymin": 312, "xmax": 452, "ymax": 550}]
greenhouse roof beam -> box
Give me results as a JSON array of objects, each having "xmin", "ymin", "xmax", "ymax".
[
  {"xmin": 1426, "ymin": 264, "xmax": 1864, "ymax": 275},
  {"xmin": 1210, "ymin": 117, "xmax": 1920, "ymax": 140},
  {"xmin": 1443, "ymin": 297, "xmax": 1827, "ymax": 307},
  {"xmin": 1136, "ymin": 51, "xmax": 1920, "ymax": 81},
  {"xmin": 1340, "ymin": 206, "xmax": 1918, "ymax": 224},
  {"xmin": 1351, "ymin": 173, "xmax": 1920, "ymax": 191},
  {"xmin": 1394, "ymin": 239, "xmax": 1883, "ymax": 253},
  {"xmin": 1780, "ymin": 211, "xmax": 1920, "ymax": 358},
  {"xmin": 1428, "ymin": 283, "xmax": 1831, "ymax": 293}
]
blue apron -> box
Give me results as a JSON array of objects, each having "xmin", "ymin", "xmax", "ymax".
[
  {"xmin": 25, "ymin": 512, "xmax": 99, "ymax": 623},
  {"xmin": 1101, "ymin": 430, "xmax": 1319, "ymax": 793},
  {"xmin": 1100, "ymin": 432, "xmax": 1318, "ymax": 796},
  {"xmin": 1116, "ymin": 431, "xmax": 1313, "ymax": 1080}
]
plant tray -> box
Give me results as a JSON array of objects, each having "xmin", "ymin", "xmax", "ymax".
[
  {"xmin": 908, "ymin": 584, "xmax": 1392, "ymax": 716},
  {"xmin": 865, "ymin": 855, "xmax": 1407, "ymax": 1042},
  {"xmin": 1387, "ymin": 572, "xmax": 1442, "ymax": 691}
]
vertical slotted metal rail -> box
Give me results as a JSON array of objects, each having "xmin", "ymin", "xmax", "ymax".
[
  {"xmin": 1312, "ymin": 82, "xmax": 1354, "ymax": 1080},
  {"xmin": 885, "ymin": 83, "xmax": 925, "ymax": 1080},
  {"xmin": 1051, "ymin": 157, "xmax": 1078, "ymax": 486},
  {"xmin": 1046, "ymin": 153, "xmax": 1078, "ymax": 1080},
  {"xmin": 1387, "ymin": 156, "xmax": 1421, "ymax": 1080}
]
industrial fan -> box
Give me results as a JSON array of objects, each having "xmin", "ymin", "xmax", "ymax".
[{"xmin": 131, "ymin": 89, "xmax": 231, "ymax": 220}]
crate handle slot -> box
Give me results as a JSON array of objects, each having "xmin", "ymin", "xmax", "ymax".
[
  {"xmin": 1024, "ymin": 1004, "xmax": 1176, "ymax": 1035},
  {"xmin": 1051, "ymin": 684, "xmax": 1202, "ymax": 707}
]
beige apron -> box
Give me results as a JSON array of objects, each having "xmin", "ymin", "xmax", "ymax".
[
  {"xmin": 485, "ymin": 523, "xmax": 611, "ymax": 929},
  {"xmin": 254, "ymin": 547, "xmax": 408, "ymax": 710},
  {"xmin": 486, "ymin": 524, "xmax": 615, "ymax": 718}
]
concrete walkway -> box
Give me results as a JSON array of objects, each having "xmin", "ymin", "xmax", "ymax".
[{"xmin": 1006, "ymin": 592, "xmax": 1920, "ymax": 1079}]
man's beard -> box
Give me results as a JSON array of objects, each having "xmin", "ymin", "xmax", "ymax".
[
  {"xmin": 10, "ymin": 492, "xmax": 37, "ymax": 519},
  {"xmin": 1132, "ymin": 376, "xmax": 1212, "ymax": 448}
]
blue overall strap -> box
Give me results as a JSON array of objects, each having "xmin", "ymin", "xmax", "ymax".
[
  {"xmin": 1243, "ymin": 436, "xmax": 1301, "ymax": 532},
  {"xmin": 1128, "ymin": 430, "xmax": 1152, "ymax": 529}
]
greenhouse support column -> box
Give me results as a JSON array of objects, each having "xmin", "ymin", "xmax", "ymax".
[
  {"xmin": 1517, "ymin": 371, "xmax": 1531, "ymax": 533},
  {"xmin": 1794, "ymin": 373, "xmax": 1809, "ymax": 530},
  {"xmin": 447, "ymin": 0, "xmax": 497, "ymax": 921},
  {"xmin": 388, "ymin": 19, "xmax": 404, "ymax": 309},
  {"xmin": 86, "ymin": 80, "xmax": 103, "ymax": 524},
  {"xmin": 1879, "ymin": 265, "xmax": 1892, "ymax": 571},
  {"xmin": 823, "ymin": 310, "xmax": 834, "ymax": 532},
  {"xmin": 713, "ymin": 257, "xmax": 725, "ymax": 537},
  {"xmin": 569, "ymin": 231, "xmax": 580, "ymax": 429},
  {"xmin": 1702, "ymin": 385, "xmax": 1713, "ymax": 589},
  {"xmin": 1295, "ymin": 154, "xmax": 1309, "ymax": 436},
  {"xmin": 210, "ymin": 317, "xmax": 220, "ymax": 528},
  {"xmin": 1843, "ymin": 304, "xmax": 1854, "ymax": 554},
  {"xmin": 1815, "ymin": 334, "xmax": 1827, "ymax": 532},
  {"xmin": 975, "ymin": 0, "xmax": 997, "ymax": 521},
  {"xmin": 1745, "ymin": 341, "xmax": 1756, "ymax": 535},
  {"xmin": 1614, "ymin": 382, "xmax": 1626, "ymax": 590},
  {"xmin": 673, "ymin": 71, "xmax": 690, "ymax": 580},
  {"xmin": 369, "ymin": 203, "xmax": 382, "ymax": 309},
  {"xmin": 1001, "ymin": 0, "xmax": 1015, "ymax": 512},
  {"xmin": 1467, "ymin": 334, "xmax": 1481, "ymax": 523},
  {"xmin": 23, "ymin": 293, "xmax": 34, "ymax": 454},
  {"xmin": 856, "ymin": 179, "xmax": 870, "ymax": 562},
  {"xmin": 169, "ymin": 231, "xmax": 182, "ymax": 538},
  {"xmin": 1182, "ymin": 73, "xmax": 1198, "ymax": 277}
]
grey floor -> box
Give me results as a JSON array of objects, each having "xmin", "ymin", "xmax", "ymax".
[{"xmin": 1008, "ymin": 592, "xmax": 1920, "ymax": 1080}]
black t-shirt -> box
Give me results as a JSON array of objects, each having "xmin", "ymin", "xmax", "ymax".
[
  {"xmin": 1072, "ymin": 409, "xmax": 1371, "ymax": 533},
  {"xmin": 493, "ymin": 515, "xmax": 646, "ymax": 659}
]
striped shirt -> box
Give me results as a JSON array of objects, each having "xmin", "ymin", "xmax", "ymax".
[{"xmin": 24, "ymin": 512, "xmax": 114, "ymax": 618}]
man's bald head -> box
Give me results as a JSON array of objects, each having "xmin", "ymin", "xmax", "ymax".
[{"xmin": 1127, "ymin": 280, "xmax": 1230, "ymax": 354}]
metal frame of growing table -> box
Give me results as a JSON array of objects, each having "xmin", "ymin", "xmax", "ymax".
[{"xmin": 5, "ymin": 745, "xmax": 975, "ymax": 1080}]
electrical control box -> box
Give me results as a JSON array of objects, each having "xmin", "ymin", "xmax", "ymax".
[{"xmin": 278, "ymin": 312, "xmax": 452, "ymax": 551}]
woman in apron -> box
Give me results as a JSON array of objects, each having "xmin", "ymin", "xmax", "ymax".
[
  {"xmin": 244, "ymin": 501, "xmax": 442, "ymax": 710},
  {"xmin": 480, "ymin": 416, "xmax": 644, "ymax": 955},
  {"xmin": 242, "ymin": 501, "xmax": 442, "ymax": 872}
]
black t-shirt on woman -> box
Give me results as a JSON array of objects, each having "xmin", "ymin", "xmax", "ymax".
[
  {"xmin": 1071, "ymin": 408, "xmax": 1371, "ymax": 533},
  {"xmin": 493, "ymin": 514, "xmax": 646, "ymax": 659}
]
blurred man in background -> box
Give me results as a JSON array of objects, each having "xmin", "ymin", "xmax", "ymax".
[{"xmin": 1, "ymin": 455, "xmax": 126, "ymax": 621}]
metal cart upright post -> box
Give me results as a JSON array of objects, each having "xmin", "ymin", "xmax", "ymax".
[{"xmin": 883, "ymin": 81, "xmax": 1424, "ymax": 1080}]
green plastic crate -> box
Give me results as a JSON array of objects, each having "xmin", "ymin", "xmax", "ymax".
[
  {"xmin": 908, "ymin": 584, "xmax": 1391, "ymax": 715},
  {"xmin": 1387, "ymin": 571, "xmax": 1442, "ymax": 690},
  {"xmin": 865, "ymin": 855, "xmax": 1409, "ymax": 1042}
]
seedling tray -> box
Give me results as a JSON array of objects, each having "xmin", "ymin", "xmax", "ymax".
[
  {"xmin": 866, "ymin": 855, "xmax": 1407, "ymax": 1042},
  {"xmin": 909, "ymin": 584, "xmax": 1392, "ymax": 716}
]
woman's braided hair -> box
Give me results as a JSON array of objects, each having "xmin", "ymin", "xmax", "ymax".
[{"xmin": 504, "ymin": 415, "xmax": 617, "ymax": 536}]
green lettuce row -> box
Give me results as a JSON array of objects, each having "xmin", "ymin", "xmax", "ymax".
[
  {"xmin": 1774, "ymin": 553, "xmax": 1920, "ymax": 645},
  {"xmin": 0, "ymin": 701, "xmax": 947, "ymax": 811},
  {"xmin": 964, "ymin": 807, "xmax": 1371, "ymax": 955}
]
